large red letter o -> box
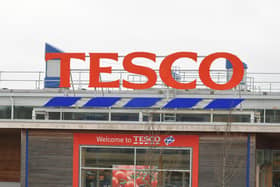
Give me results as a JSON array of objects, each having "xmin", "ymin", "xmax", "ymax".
[{"xmin": 199, "ymin": 52, "xmax": 244, "ymax": 90}]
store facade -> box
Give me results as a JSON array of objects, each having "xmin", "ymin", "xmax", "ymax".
[
  {"xmin": 73, "ymin": 133, "xmax": 199, "ymax": 187},
  {"xmin": 19, "ymin": 129, "xmax": 255, "ymax": 187}
]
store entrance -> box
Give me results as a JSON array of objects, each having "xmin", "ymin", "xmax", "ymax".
[
  {"xmin": 256, "ymin": 134, "xmax": 280, "ymax": 187},
  {"xmin": 80, "ymin": 146, "xmax": 191, "ymax": 187},
  {"xmin": 256, "ymin": 150, "xmax": 280, "ymax": 187}
]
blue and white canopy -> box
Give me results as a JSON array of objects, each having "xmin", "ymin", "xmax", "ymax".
[{"xmin": 44, "ymin": 97, "xmax": 244, "ymax": 110}]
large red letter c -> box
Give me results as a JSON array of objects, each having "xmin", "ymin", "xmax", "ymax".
[{"xmin": 159, "ymin": 52, "xmax": 197, "ymax": 89}]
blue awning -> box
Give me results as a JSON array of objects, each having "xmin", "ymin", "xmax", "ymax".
[
  {"xmin": 124, "ymin": 98, "xmax": 161, "ymax": 108},
  {"xmin": 43, "ymin": 97, "xmax": 245, "ymax": 109},
  {"xmin": 163, "ymin": 98, "xmax": 202, "ymax": 109},
  {"xmin": 44, "ymin": 97, "xmax": 81, "ymax": 107},
  {"xmin": 83, "ymin": 97, "xmax": 121, "ymax": 107},
  {"xmin": 204, "ymin": 98, "xmax": 244, "ymax": 109}
]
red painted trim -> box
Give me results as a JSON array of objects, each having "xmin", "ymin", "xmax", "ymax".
[
  {"xmin": 192, "ymin": 138, "xmax": 199, "ymax": 187},
  {"xmin": 73, "ymin": 133, "xmax": 80, "ymax": 187},
  {"xmin": 73, "ymin": 133, "xmax": 199, "ymax": 187}
]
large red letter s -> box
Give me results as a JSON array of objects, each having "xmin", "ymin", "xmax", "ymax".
[
  {"xmin": 45, "ymin": 53, "xmax": 85, "ymax": 88},
  {"xmin": 199, "ymin": 52, "xmax": 244, "ymax": 90},
  {"xmin": 159, "ymin": 52, "xmax": 197, "ymax": 89},
  {"xmin": 123, "ymin": 52, "xmax": 157, "ymax": 89}
]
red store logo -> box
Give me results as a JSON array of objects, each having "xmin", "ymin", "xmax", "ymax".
[{"xmin": 133, "ymin": 136, "xmax": 161, "ymax": 145}]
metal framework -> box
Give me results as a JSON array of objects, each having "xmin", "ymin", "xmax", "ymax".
[
  {"xmin": 0, "ymin": 70, "xmax": 280, "ymax": 93},
  {"xmin": 79, "ymin": 146, "xmax": 192, "ymax": 187},
  {"xmin": 32, "ymin": 107, "xmax": 255, "ymax": 123}
]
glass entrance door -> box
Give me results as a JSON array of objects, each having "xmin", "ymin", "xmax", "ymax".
[{"xmin": 80, "ymin": 146, "xmax": 192, "ymax": 187}]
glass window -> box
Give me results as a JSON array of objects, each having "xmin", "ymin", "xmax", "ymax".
[
  {"xmin": 81, "ymin": 169, "xmax": 113, "ymax": 187},
  {"xmin": 36, "ymin": 114, "xmax": 45, "ymax": 120},
  {"xmin": 176, "ymin": 114, "xmax": 210, "ymax": 122},
  {"xmin": 0, "ymin": 106, "xmax": 11, "ymax": 119},
  {"xmin": 143, "ymin": 114, "xmax": 161, "ymax": 122},
  {"xmin": 49, "ymin": 112, "xmax": 60, "ymax": 120},
  {"xmin": 14, "ymin": 106, "xmax": 33, "ymax": 119},
  {"xmin": 273, "ymin": 172, "xmax": 280, "ymax": 187},
  {"xmin": 63, "ymin": 112, "xmax": 109, "ymax": 121},
  {"xmin": 136, "ymin": 148, "xmax": 191, "ymax": 170},
  {"xmin": 256, "ymin": 149, "xmax": 273, "ymax": 187},
  {"xmin": 82, "ymin": 147, "xmax": 134, "ymax": 168},
  {"xmin": 251, "ymin": 109, "xmax": 264, "ymax": 123},
  {"xmin": 160, "ymin": 171, "xmax": 190, "ymax": 187},
  {"xmin": 80, "ymin": 146, "xmax": 191, "ymax": 187},
  {"xmin": 266, "ymin": 110, "xmax": 280, "ymax": 123},
  {"xmin": 273, "ymin": 151, "xmax": 280, "ymax": 187},
  {"xmin": 273, "ymin": 152, "xmax": 280, "ymax": 170},
  {"xmin": 258, "ymin": 150, "xmax": 280, "ymax": 187},
  {"xmin": 111, "ymin": 113, "xmax": 139, "ymax": 121},
  {"xmin": 213, "ymin": 114, "xmax": 251, "ymax": 123}
]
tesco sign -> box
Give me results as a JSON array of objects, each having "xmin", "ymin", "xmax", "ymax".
[{"xmin": 45, "ymin": 52, "xmax": 244, "ymax": 90}]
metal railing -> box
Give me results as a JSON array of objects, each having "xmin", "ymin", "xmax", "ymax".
[
  {"xmin": 0, "ymin": 71, "xmax": 44, "ymax": 89},
  {"xmin": 32, "ymin": 107, "xmax": 255, "ymax": 124},
  {"xmin": 0, "ymin": 70, "xmax": 279, "ymax": 93}
]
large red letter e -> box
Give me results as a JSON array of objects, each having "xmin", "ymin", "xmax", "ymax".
[{"xmin": 89, "ymin": 53, "xmax": 119, "ymax": 88}]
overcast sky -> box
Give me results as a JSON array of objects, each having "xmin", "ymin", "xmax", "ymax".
[{"xmin": 0, "ymin": 0, "xmax": 279, "ymax": 72}]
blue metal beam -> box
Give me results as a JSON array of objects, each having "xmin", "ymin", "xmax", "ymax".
[
  {"xmin": 246, "ymin": 134, "xmax": 251, "ymax": 187},
  {"xmin": 25, "ymin": 130, "xmax": 29, "ymax": 187}
]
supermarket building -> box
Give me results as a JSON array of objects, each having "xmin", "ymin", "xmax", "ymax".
[{"xmin": 1, "ymin": 44, "xmax": 280, "ymax": 187}]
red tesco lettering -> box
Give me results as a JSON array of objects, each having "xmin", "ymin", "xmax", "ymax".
[{"xmin": 45, "ymin": 52, "xmax": 244, "ymax": 90}]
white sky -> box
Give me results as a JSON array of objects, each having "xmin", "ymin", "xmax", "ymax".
[{"xmin": 0, "ymin": 0, "xmax": 280, "ymax": 72}]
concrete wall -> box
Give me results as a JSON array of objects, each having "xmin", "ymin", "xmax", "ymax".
[
  {"xmin": 0, "ymin": 129, "xmax": 20, "ymax": 182},
  {"xmin": 0, "ymin": 182, "xmax": 20, "ymax": 187},
  {"xmin": 198, "ymin": 134, "xmax": 255, "ymax": 187},
  {"xmin": 23, "ymin": 130, "xmax": 257, "ymax": 187},
  {"xmin": 27, "ymin": 131, "xmax": 73, "ymax": 187}
]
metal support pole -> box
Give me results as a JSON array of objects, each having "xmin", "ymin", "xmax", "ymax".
[
  {"xmin": 10, "ymin": 96, "xmax": 14, "ymax": 120},
  {"xmin": 109, "ymin": 108, "xmax": 111, "ymax": 122},
  {"xmin": 38, "ymin": 72, "xmax": 41, "ymax": 89},
  {"xmin": 139, "ymin": 112, "xmax": 143, "ymax": 122},
  {"xmin": 210, "ymin": 110, "xmax": 213, "ymax": 123},
  {"xmin": 32, "ymin": 109, "xmax": 36, "ymax": 120},
  {"xmin": 264, "ymin": 109, "xmax": 266, "ymax": 124},
  {"xmin": 70, "ymin": 72, "xmax": 76, "ymax": 96},
  {"xmin": 25, "ymin": 130, "xmax": 29, "ymax": 187}
]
